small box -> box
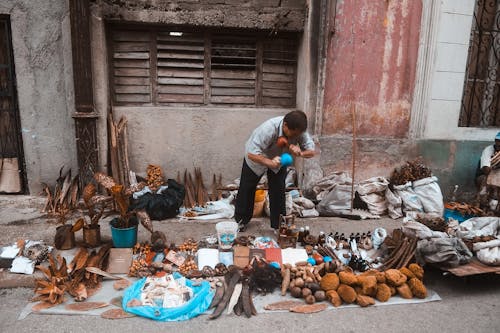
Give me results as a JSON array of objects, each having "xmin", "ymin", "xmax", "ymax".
[
  {"xmin": 165, "ymin": 250, "xmax": 186, "ymax": 267},
  {"xmin": 233, "ymin": 246, "xmax": 250, "ymax": 268},
  {"xmin": 250, "ymin": 248, "xmax": 265, "ymax": 260},
  {"xmin": 106, "ymin": 248, "xmax": 133, "ymax": 274}
]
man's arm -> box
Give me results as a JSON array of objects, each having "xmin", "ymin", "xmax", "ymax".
[{"xmin": 247, "ymin": 152, "xmax": 281, "ymax": 169}]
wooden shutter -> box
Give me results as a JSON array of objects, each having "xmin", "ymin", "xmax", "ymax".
[
  {"xmin": 156, "ymin": 31, "xmax": 205, "ymax": 104},
  {"xmin": 210, "ymin": 34, "xmax": 256, "ymax": 105},
  {"xmin": 111, "ymin": 30, "xmax": 151, "ymax": 104},
  {"xmin": 262, "ymin": 38, "xmax": 297, "ymax": 107}
]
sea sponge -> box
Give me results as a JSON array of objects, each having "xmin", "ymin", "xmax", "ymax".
[
  {"xmin": 389, "ymin": 285, "xmax": 397, "ymax": 296},
  {"xmin": 399, "ymin": 267, "xmax": 416, "ymax": 280},
  {"xmin": 385, "ymin": 269, "xmax": 407, "ymax": 287},
  {"xmin": 337, "ymin": 284, "xmax": 357, "ymax": 304},
  {"xmin": 408, "ymin": 277, "xmax": 427, "ymax": 299},
  {"xmin": 361, "ymin": 269, "xmax": 386, "ymax": 284},
  {"xmin": 326, "ymin": 290, "xmax": 342, "ymax": 307},
  {"xmin": 356, "ymin": 295, "xmax": 375, "ymax": 307},
  {"xmin": 396, "ymin": 283, "xmax": 413, "ymax": 299},
  {"xmin": 357, "ymin": 275, "xmax": 378, "ymax": 297},
  {"xmin": 375, "ymin": 283, "xmax": 391, "ymax": 302},
  {"xmin": 320, "ymin": 273, "xmax": 340, "ymax": 291},
  {"xmin": 408, "ymin": 263, "xmax": 424, "ymax": 280},
  {"xmin": 339, "ymin": 270, "xmax": 358, "ymax": 286}
]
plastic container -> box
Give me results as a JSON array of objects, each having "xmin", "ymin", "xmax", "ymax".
[
  {"xmin": 110, "ymin": 217, "xmax": 138, "ymax": 248},
  {"xmin": 216, "ymin": 221, "xmax": 238, "ymax": 250},
  {"xmin": 443, "ymin": 208, "xmax": 474, "ymax": 223}
]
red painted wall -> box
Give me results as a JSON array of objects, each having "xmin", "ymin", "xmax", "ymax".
[{"xmin": 322, "ymin": 0, "xmax": 422, "ymax": 138}]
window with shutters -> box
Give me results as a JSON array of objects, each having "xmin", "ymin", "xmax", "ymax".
[{"xmin": 109, "ymin": 26, "xmax": 298, "ymax": 108}]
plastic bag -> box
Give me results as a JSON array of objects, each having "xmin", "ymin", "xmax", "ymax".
[
  {"xmin": 122, "ymin": 273, "xmax": 213, "ymax": 321},
  {"xmin": 130, "ymin": 179, "xmax": 185, "ymax": 220},
  {"xmin": 412, "ymin": 176, "xmax": 444, "ymax": 215},
  {"xmin": 393, "ymin": 182, "xmax": 423, "ymax": 214}
]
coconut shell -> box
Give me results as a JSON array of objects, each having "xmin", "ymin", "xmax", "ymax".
[{"xmin": 32, "ymin": 302, "xmax": 56, "ymax": 312}]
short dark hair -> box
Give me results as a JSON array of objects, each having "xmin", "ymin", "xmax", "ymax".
[{"xmin": 284, "ymin": 110, "xmax": 308, "ymax": 132}]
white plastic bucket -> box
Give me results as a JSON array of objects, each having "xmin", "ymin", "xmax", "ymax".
[{"xmin": 216, "ymin": 221, "xmax": 238, "ymax": 250}]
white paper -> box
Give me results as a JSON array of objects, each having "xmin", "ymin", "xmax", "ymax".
[{"xmin": 281, "ymin": 248, "xmax": 308, "ymax": 266}]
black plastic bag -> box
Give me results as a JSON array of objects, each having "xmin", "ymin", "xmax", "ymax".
[{"xmin": 130, "ymin": 179, "xmax": 185, "ymax": 220}]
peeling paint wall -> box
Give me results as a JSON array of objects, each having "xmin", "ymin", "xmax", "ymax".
[
  {"xmin": 0, "ymin": 0, "xmax": 77, "ymax": 194},
  {"xmin": 322, "ymin": 0, "xmax": 421, "ymax": 138}
]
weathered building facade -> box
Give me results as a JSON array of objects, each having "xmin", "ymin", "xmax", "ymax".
[{"xmin": 0, "ymin": 0, "xmax": 498, "ymax": 201}]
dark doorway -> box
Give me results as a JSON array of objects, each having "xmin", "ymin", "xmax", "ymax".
[{"xmin": 0, "ymin": 15, "xmax": 26, "ymax": 193}]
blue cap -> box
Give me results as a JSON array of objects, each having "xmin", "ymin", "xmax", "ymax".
[{"xmin": 496, "ymin": 132, "xmax": 500, "ymax": 140}]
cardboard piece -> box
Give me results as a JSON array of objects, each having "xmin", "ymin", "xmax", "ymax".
[
  {"xmin": 106, "ymin": 248, "xmax": 133, "ymax": 274},
  {"xmin": 265, "ymin": 247, "xmax": 282, "ymax": 264},
  {"xmin": 0, "ymin": 158, "xmax": 21, "ymax": 193},
  {"xmin": 233, "ymin": 246, "xmax": 250, "ymax": 268}
]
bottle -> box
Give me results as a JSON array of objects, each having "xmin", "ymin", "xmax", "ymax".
[
  {"xmin": 298, "ymin": 227, "xmax": 305, "ymax": 243},
  {"xmin": 304, "ymin": 226, "xmax": 310, "ymax": 237},
  {"xmin": 318, "ymin": 231, "xmax": 326, "ymax": 245}
]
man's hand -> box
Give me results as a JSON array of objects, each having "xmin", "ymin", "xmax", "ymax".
[
  {"xmin": 268, "ymin": 156, "xmax": 281, "ymax": 169},
  {"xmin": 289, "ymin": 144, "xmax": 302, "ymax": 157}
]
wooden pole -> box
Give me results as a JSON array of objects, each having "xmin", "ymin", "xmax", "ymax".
[{"xmin": 350, "ymin": 102, "xmax": 356, "ymax": 211}]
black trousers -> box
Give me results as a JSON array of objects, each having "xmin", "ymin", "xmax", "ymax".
[{"xmin": 234, "ymin": 159, "xmax": 287, "ymax": 229}]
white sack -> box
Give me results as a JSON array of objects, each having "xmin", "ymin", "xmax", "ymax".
[{"xmin": 412, "ymin": 176, "xmax": 444, "ymax": 215}]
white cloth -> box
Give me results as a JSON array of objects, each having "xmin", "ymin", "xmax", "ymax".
[
  {"xmin": 244, "ymin": 116, "xmax": 315, "ymax": 176},
  {"xmin": 480, "ymin": 145, "xmax": 495, "ymax": 168}
]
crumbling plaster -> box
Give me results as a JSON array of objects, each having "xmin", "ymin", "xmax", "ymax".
[{"xmin": 0, "ymin": 0, "xmax": 77, "ymax": 194}]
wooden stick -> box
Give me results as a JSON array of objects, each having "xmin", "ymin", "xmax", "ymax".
[{"xmin": 350, "ymin": 102, "xmax": 357, "ymax": 211}]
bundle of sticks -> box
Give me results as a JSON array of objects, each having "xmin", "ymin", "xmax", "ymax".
[
  {"xmin": 390, "ymin": 158, "xmax": 432, "ymax": 186},
  {"xmin": 179, "ymin": 168, "xmax": 223, "ymax": 208},
  {"xmin": 381, "ymin": 229, "xmax": 417, "ymax": 270},
  {"xmin": 445, "ymin": 202, "xmax": 483, "ymax": 216},
  {"xmin": 491, "ymin": 151, "xmax": 500, "ymax": 168},
  {"xmin": 41, "ymin": 167, "xmax": 79, "ymax": 220}
]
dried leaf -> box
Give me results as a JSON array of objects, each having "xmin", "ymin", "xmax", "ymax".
[
  {"xmin": 32, "ymin": 301, "xmax": 57, "ymax": 312},
  {"xmin": 68, "ymin": 248, "xmax": 89, "ymax": 273},
  {"xmin": 126, "ymin": 299, "xmax": 142, "ymax": 307},
  {"xmin": 264, "ymin": 300, "xmax": 304, "ymax": 311},
  {"xmin": 83, "ymin": 183, "xmax": 96, "ymax": 206},
  {"xmin": 94, "ymin": 172, "xmax": 117, "ymax": 190},
  {"xmin": 289, "ymin": 303, "xmax": 328, "ymax": 314},
  {"xmin": 113, "ymin": 279, "xmax": 131, "ymax": 291},
  {"xmin": 137, "ymin": 210, "xmax": 153, "ymax": 233},
  {"xmin": 72, "ymin": 218, "xmax": 85, "ymax": 232},
  {"xmin": 86, "ymin": 282, "xmax": 102, "ymax": 297},
  {"xmin": 110, "ymin": 296, "xmax": 123, "ymax": 308},
  {"xmin": 101, "ymin": 308, "xmax": 135, "ymax": 319},
  {"xmin": 65, "ymin": 301, "xmax": 109, "ymax": 311}
]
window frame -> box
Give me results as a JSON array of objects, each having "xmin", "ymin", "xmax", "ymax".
[{"xmin": 107, "ymin": 23, "xmax": 299, "ymax": 108}]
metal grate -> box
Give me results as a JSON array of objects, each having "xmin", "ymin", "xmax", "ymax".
[{"xmin": 460, "ymin": 0, "xmax": 500, "ymax": 127}]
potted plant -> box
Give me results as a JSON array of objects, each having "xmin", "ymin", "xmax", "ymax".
[
  {"xmin": 95, "ymin": 173, "xmax": 139, "ymax": 248},
  {"xmin": 72, "ymin": 183, "xmax": 110, "ymax": 248}
]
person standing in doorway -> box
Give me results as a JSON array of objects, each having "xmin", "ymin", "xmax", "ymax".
[{"xmin": 234, "ymin": 110, "xmax": 315, "ymax": 232}]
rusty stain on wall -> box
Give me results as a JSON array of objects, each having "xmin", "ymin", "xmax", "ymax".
[{"xmin": 322, "ymin": 0, "xmax": 422, "ymax": 138}]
